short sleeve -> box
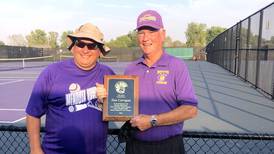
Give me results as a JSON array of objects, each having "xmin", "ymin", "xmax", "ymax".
[
  {"xmin": 25, "ymin": 67, "xmax": 51, "ymax": 118},
  {"xmin": 174, "ymin": 60, "xmax": 198, "ymax": 106}
]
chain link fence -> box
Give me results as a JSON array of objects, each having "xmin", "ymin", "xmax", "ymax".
[
  {"xmin": 1, "ymin": 125, "xmax": 273, "ymax": 154},
  {"xmin": 0, "ymin": 46, "xmax": 57, "ymax": 58},
  {"xmin": 206, "ymin": 2, "xmax": 274, "ymax": 99}
]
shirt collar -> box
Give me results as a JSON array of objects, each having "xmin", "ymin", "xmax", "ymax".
[{"xmin": 135, "ymin": 50, "xmax": 169, "ymax": 68}]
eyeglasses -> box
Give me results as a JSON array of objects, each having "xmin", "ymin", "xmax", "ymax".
[{"xmin": 74, "ymin": 40, "xmax": 98, "ymax": 50}]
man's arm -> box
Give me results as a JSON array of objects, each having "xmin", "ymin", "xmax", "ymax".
[
  {"xmin": 95, "ymin": 83, "xmax": 198, "ymax": 130},
  {"xmin": 130, "ymin": 105, "xmax": 198, "ymax": 131},
  {"xmin": 157, "ymin": 105, "xmax": 197, "ymax": 125},
  {"xmin": 26, "ymin": 115, "xmax": 44, "ymax": 154}
]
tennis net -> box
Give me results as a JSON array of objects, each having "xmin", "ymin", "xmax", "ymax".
[
  {"xmin": 59, "ymin": 55, "xmax": 73, "ymax": 61},
  {"xmin": 59, "ymin": 55, "xmax": 118, "ymax": 62},
  {"xmin": 0, "ymin": 56, "xmax": 55, "ymax": 71}
]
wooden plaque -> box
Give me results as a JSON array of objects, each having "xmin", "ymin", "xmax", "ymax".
[{"xmin": 103, "ymin": 75, "xmax": 139, "ymax": 121}]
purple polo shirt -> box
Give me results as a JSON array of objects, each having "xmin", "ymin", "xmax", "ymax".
[
  {"xmin": 125, "ymin": 52, "xmax": 198, "ymax": 141},
  {"xmin": 26, "ymin": 59, "xmax": 115, "ymax": 154}
]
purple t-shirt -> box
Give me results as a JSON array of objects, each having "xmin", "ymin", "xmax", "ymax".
[
  {"xmin": 125, "ymin": 52, "xmax": 198, "ymax": 141},
  {"xmin": 26, "ymin": 59, "xmax": 115, "ymax": 154}
]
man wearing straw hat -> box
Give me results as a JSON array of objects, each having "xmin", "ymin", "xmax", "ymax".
[{"xmin": 26, "ymin": 23, "xmax": 114, "ymax": 154}]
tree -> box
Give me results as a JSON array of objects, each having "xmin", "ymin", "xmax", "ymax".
[
  {"xmin": 206, "ymin": 26, "xmax": 226, "ymax": 44},
  {"xmin": 164, "ymin": 36, "xmax": 185, "ymax": 47},
  {"xmin": 26, "ymin": 29, "xmax": 48, "ymax": 47},
  {"xmin": 107, "ymin": 35, "xmax": 132, "ymax": 48},
  {"xmin": 164, "ymin": 36, "xmax": 173, "ymax": 47},
  {"xmin": 106, "ymin": 31, "xmax": 138, "ymax": 48},
  {"xmin": 0, "ymin": 40, "xmax": 5, "ymax": 46},
  {"xmin": 48, "ymin": 31, "xmax": 59, "ymax": 48},
  {"xmin": 106, "ymin": 31, "xmax": 184, "ymax": 48},
  {"xmin": 8, "ymin": 34, "xmax": 27, "ymax": 46},
  {"xmin": 239, "ymin": 27, "xmax": 249, "ymax": 48},
  {"xmin": 270, "ymin": 36, "xmax": 274, "ymax": 46},
  {"xmin": 185, "ymin": 22, "xmax": 207, "ymax": 48},
  {"xmin": 60, "ymin": 31, "xmax": 73, "ymax": 49},
  {"xmin": 127, "ymin": 31, "xmax": 138, "ymax": 47},
  {"xmin": 172, "ymin": 40, "xmax": 185, "ymax": 47}
]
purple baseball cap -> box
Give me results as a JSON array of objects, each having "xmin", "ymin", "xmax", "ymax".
[{"xmin": 136, "ymin": 10, "xmax": 164, "ymax": 30}]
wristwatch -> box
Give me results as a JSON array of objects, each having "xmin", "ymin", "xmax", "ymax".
[{"xmin": 150, "ymin": 115, "xmax": 158, "ymax": 127}]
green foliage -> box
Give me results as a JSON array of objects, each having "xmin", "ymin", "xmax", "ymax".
[
  {"xmin": 48, "ymin": 31, "xmax": 59, "ymax": 49},
  {"xmin": 0, "ymin": 40, "xmax": 5, "ymax": 46},
  {"xmin": 107, "ymin": 35, "xmax": 131, "ymax": 48},
  {"xmin": 172, "ymin": 40, "xmax": 185, "ymax": 47},
  {"xmin": 185, "ymin": 22, "xmax": 207, "ymax": 48},
  {"xmin": 26, "ymin": 29, "xmax": 48, "ymax": 47},
  {"xmin": 9, "ymin": 22, "xmax": 225, "ymax": 50},
  {"xmin": 60, "ymin": 31, "xmax": 73, "ymax": 49},
  {"xmin": 106, "ymin": 31, "xmax": 138, "ymax": 48},
  {"xmin": 127, "ymin": 31, "xmax": 138, "ymax": 47},
  {"xmin": 8, "ymin": 34, "xmax": 27, "ymax": 46},
  {"xmin": 270, "ymin": 36, "xmax": 274, "ymax": 47},
  {"xmin": 249, "ymin": 33, "xmax": 259, "ymax": 48},
  {"xmin": 206, "ymin": 26, "xmax": 226, "ymax": 44},
  {"xmin": 164, "ymin": 36, "xmax": 185, "ymax": 47},
  {"xmin": 106, "ymin": 31, "xmax": 184, "ymax": 48},
  {"xmin": 164, "ymin": 36, "xmax": 173, "ymax": 47},
  {"xmin": 185, "ymin": 22, "xmax": 226, "ymax": 48}
]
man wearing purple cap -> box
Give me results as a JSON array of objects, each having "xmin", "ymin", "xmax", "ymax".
[
  {"xmin": 124, "ymin": 10, "xmax": 198, "ymax": 154},
  {"xmin": 96, "ymin": 10, "xmax": 198, "ymax": 154}
]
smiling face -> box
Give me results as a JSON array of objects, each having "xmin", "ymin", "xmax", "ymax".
[
  {"xmin": 137, "ymin": 27, "xmax": 166, "ymax": 57},
  {"xmin": 71, "ymin": 39, "xmax": 101, "ymax": 71}
]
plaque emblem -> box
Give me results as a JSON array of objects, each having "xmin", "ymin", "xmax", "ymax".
[{"xmin": 115, "ymin": 81, "xmax": 128, "ymax": 94}]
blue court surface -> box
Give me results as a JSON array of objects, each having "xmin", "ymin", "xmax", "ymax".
[
  {"xmin": 0, "ymin": 67, "xmax": 40, "ymax": 124},
  {"xmin": 0, "ymin": 60, "xmax": 274, "ymax": 134}
]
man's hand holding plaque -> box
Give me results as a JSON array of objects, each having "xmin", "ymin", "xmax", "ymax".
[{"xmin": 96, "ymin": 75, "xmax": 139, "ymax": 121}]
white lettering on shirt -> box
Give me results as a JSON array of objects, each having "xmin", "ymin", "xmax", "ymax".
[{"xmin": 65, "ymin": 86, "xmax": 101, "ymax": 112}]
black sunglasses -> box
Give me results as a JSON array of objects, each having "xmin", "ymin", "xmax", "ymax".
[{"xmin": 74, "ymin": 40, "xmax": 98, "ymax": 50}]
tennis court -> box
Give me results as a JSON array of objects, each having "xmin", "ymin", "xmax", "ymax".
[
  {"xmin": 1, "ymin": 57, "xmax": 274, "ymax": 134},
  {"xmin": 0, "ymin": 57, "xmax": 128, "ymax": 128},
  {"xmin": 0, "ymin": 66, "xmax": 41, "ymax": 124},
  {"xmin": 0, "ymin": 56, "xmax": 54, "ymax": 124},
  {"xmin": 1, "ymin": 58, "xmax": 274, "ymax": 154}
]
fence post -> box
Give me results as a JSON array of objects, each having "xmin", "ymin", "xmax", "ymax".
[{"xmin": 255, "ymin": 10, "xmax": 264, "ymax": 88}]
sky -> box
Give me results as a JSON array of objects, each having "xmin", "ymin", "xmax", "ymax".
[{"xmin": 0, "ymin": 0, "xmax": 273, "ymax": 44}]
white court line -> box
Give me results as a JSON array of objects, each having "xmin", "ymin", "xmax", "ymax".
[
  {"xmin": 0, "ymin": 116, "xmax": 26, "ymax": 124},
  {"xmin": 0, "ymin": 80, "xmax": 28, "ymax": 123},
  {"xmin": 0, "ymin": 78, "xmax": 31, "ymax": 81},
  {"xmin": 0, "ymin": 79, "xmax": 24, "ymax": 85},
  {"xmin": 0, "ymin": 77, "xmax": 36, "ymax": 80},
  {"xmin": 12, "ymin": 116, "xmax": 26, "ymax": 123},
  {"xmin": 0, "ymin": 108, "xmax": 25, "ymax": 111},
  {"xmin": 0, "ymin": 79, "xmax": 16, "ymax": 80},
  {"xmin": 0, "ymin": 120, "xmax": 14, "ymax": 123},
  {"xmin": 0, "ymin": 110, "xmax": 26, "ymax": 123}
]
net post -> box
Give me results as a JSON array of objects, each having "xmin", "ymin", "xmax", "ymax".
[{"xmin": 22, "ymin": 59, "xmax": 25, "ymax": 68}]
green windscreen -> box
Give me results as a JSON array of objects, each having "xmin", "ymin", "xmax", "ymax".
[{"xmin": 165, "ymin": 48, "xmax": 193, "ymax": 59}]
